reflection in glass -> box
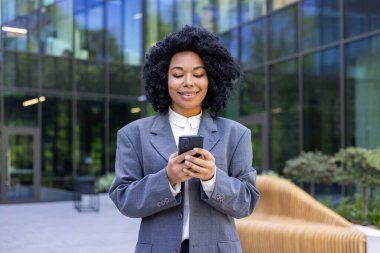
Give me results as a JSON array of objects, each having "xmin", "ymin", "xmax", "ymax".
[
  {"xmin": 2, "ymin": 0, "xmax": 39, "ymax": 52},
  {"xmin": 345, "ymin": 0, "xmax": 380, "ymax": 38},
  {"xmin": 240, "ymin": 19, "xmax": 265, "ymax": 67},
  {"xmin": 109, "ymin": 100, "xmax": 141, "ymax": 171},
  {"xmin": 109, "ymin": 64, "xmax": 141, "ymax": 96},
  {"xmin": 345, "ymin": 35, "xmax": 380, "ymax": 148},
  {"xmin": 240, "ymin": 68, "xmax": 265, "ymax": 116},
  {"xmin": 241, "ymin": 0, "xmax": 266, "ymax": 22},
  {"xmin": 216, "ymin": 0, "xmax": 238, "ymax": 33},
  {"xmin": 4, "ymin": 52, "xmax": 39, "ymax": 89},
  {"xmin": 107, "ymin": 0, "xmax": 123, "ymax": 62},
  {"xmin": 145, "ymin": 0, "xmax": 159, "ymax": 51},
  {"xmin": 268, "ymin": 5, "xmax": 297, "ymax": 60},
  {"xmin": 4, "ymin": 92, "xmax": 38, "ymax": 127},
  {"xmin": 42, "ymin": 56, "xmax": 72, "ymax": 90},
  {"xmin": 76, "ymin": 60, "xmax": 105, "ymax": 93},
  {"xmin": 303, "ymin": 48, "xmax": 340, "ymax": 154},
  {"xmin": 194, "ymin": 0, "xmax": 214, "ymax": 32},
  {"xmin": 74, "ymin": 3, "xmax": 105, "ymax": 61},
  {"xmin": 302, "ymin": 0, "xmax": 339, "ymax": 50},
  {"xmin": 177, "ymin": 0, "xmax": 192, "ymax": 29},
  {"xmin": 247, "ymin": 124, "xmax": 263, "ymax": 173},
  {"xmin": 219, "ymin": 28, "xmax": 238, "ymax": 60},
  {"xmin": 41, "ymin": 95, "xmax": 72, "ymax": 188},
  {"xmin": 124, "ymin": 0, "xmax": 143, "ymax": 65},
  {"xmin": 159, "ymin": 0, "xmax": 175, "ymax": 39},
  {"xmin": 40, "ymin": 0, "xmax": 74, "ymax": 56},
  {"xmin": 270, "ymin": 60, "xmax": 299, "ymax": 173},
  {"xmin": 268, "ymin": 0, "xmax": 298, "ymax": 12},
  {"xmin": 76, "ymin": 98, "xmax": 105, "ymax": 176},
  {"xmin": 7, "ymin": 135, "xmax": 34, "ymax": 200}
]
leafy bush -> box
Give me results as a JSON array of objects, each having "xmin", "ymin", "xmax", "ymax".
[{"xmin": 95, "ymin": 173, "xmax": 115, "ymax": 193}]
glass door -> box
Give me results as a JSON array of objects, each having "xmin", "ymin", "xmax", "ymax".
[{"xmin": 1, "ymin": 128, "xmax": 41, "ymax": 203}]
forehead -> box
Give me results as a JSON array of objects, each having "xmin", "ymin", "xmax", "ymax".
[{"xmin": 169, "ymin": 51, "xmax": 204, "ymax": 67}]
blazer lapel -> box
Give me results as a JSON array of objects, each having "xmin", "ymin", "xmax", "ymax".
[
  {"xmin": 198, "ymin": 113, "xmax": 220, "ymax": 152},
  {"xmin": 150, "ymin": 112, "xmax": 177, "ymax": 162}
]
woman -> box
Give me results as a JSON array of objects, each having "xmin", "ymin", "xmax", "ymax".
[{"xmin": 109, "ymin": 25, "xmax": 260, "ymax": 253}]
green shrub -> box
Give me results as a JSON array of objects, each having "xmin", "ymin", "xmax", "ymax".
[{"xmin": 95, "ymin": 173, "xmax": 115, "ymax": 193}]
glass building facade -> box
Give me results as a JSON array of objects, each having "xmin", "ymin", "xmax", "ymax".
[{"xmin": 1, "ymin": 0, "xmax": 380, "ymax": 203}]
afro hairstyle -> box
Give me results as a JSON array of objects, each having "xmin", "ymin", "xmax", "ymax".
[{"xmin": 143, "ymin": 25, "xmax": 241, "ymax": 118}]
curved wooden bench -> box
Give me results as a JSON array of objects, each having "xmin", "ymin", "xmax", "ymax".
[{"xmin": 236, "ymin": 175, "xmax": 366, "ymax": 253}]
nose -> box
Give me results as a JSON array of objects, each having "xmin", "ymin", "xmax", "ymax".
[{"xmin": 183, "ymin": 74, "xmax": 194, "ymax": 86}]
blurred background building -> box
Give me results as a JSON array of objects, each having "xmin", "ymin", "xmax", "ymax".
[{"xmin": 0, "ymin": 0, "xmax": 379, "ymax": 203}]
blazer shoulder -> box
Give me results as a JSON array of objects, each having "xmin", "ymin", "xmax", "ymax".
[
  {"xmin": 215, "ymin": 116, "xmax": 249, "ymax": 134},
  {"xmin": 118, "ymin": 115, "xmax": 157, "ymax": 135}
]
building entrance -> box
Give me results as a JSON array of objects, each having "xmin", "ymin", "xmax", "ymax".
[{"xmin": 1, "ymin": 127, "xmax": 41, "ymax": 203}]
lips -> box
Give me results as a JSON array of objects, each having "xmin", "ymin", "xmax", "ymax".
[{"xmin": 178, "ymin": 91, "xmax": 200, "ymax": 100}]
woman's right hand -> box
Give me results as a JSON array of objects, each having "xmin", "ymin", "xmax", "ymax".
[{"xmin": 166, "ymin": 151, "xmax": 196, "ymax": 186}]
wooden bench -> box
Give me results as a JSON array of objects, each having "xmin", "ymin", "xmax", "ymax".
[{"xmin": 236, "ymin": 175, "xmax": 366, "ymax": 253}]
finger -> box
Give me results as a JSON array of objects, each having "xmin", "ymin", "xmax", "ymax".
[
  {"xmin": 184, "ymin": 161, "xmax": 208, "ymax": 174},
  {"xmin": 193, "ymin": 148, "xmax": 215, "ymax": 161},
  {"xmin": 184, "ymin": 155, "xmax": 210, "ymax": 168},
  {"xmin": 169, "ymin": 152, "xmax": 178, "ymax": 160}
]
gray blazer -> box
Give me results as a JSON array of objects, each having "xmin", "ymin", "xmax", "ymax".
[{"xmin": 109, "ymin": 111, "xmax": 260, "ymax": 253}]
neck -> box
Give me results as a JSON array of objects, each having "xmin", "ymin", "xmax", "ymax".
[{"xmin": 171, "ymin": 107, "xmax": 201, "ymax": 118}]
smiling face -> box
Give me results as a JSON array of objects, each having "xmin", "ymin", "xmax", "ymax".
[{"xmin": 168, "ymin": 51, "xmax": 208, "ymax": 117}]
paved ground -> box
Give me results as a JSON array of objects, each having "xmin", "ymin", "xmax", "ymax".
[{"xmin": 0, "ymin": 194, "xmax": 140, "ymax": 253}]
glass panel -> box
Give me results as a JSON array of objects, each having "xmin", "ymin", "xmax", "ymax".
[
  {"xmin": 241, "ymin": 0, "xmax": 266, "ymax": 22},
  {"xmin": 41, "ymin": 95, "xmax": 73, "ymax": 196},
  {"xmin": 7, "ymin": 134, "xmax": 34, "ymax": 200},
  {"xmin": 267, "ymin": 0, "xmax": 298, "ymax": 12},
  {"xmin": 240, "ymin": 68, "xmax": 265, "ymax": 116},
  {"xmin": 40, "ymin": 0, "xmax": 74, "ymax": 56},
  {"xmin": 303, "ymin": 47, "xmax": 340, "ymax": 154},
  {"xmin": 302, "ymin": 0, "xmax": 340, "ymax": 50},
  {"xmin": 4, "ymin": 92, "xmax": 39, "ymax": 126},
  {"xmin": 74, "ymin": 11, "xmax": 87, "ymax": 60},
  {"xmin": 159, "ymin": 0, "xmax": 175, "ymax": 39},
  {"xmin": 124, "ymin": 0, "xmax": 143, "ymax": 65},
  {"xmin": 42, "ymin": 56, "xmax": 72, "ymax": 90},
  {"xmin": 109, "ymin": 100, "xmax": 141, "ymax": 171},
  {"xmin": 109, "ymin": 64, "xmax": 141, "ymax": 96},
  {"xmin": 76, "ymin": 60, "xmax": 105, "ymax": 93},
  {"xmin": 194, "ymin": 0, "xmax": 214, "ymax": 32},
  {"xmin": 270, "ymin": 59, "xmax": 299, "ymax": 173},
  {"xmin": 345, "ymin": 35, "xmax": 380, "ymax": 148},
  {"xmin": 219, "ymin": 28, "xmax": 238, "ymax": 60},
  {"xmin": 145, "ymin": 0, "xmax": 159, "ymax": 51},
  {"xmin": 217, "ymin": 0, "xmax": 238, "ymax": 33},
  {"xmin": 345, "ymin": 0, "xmax": 380, "ymax": 38},
  {"xmin": 247, "ymin": 124, "xmax": 264, "ymax": 173},
  {"xmin": 241, "ymin": 19, "xmax": 265, "ymax": 67},
  {"xmin": 177, "ymin": 0, "xmax": 192, "ymax": 29},
  {"xmin": 74, "ymin": 2, "xmax": 105, "ymax": 61},
  {"xmin": 107, "ymin": 0, "xmax": 123, "ymax": 62},
  {"xmin": 268, "ymin": 5, "xmax": 298, "ymax": 60},
  {"xmin": 3, "ymin": 52, "xmax": 39, "ymax": 89},
  {"xmin": 76, "ymin": 98, "xmax": 105, "ymax": 176},
  {"xmin": 2, "ymin": 0, "xmax": 39, "ymax": 53},
  {"xmin": 88, "ymin": 4, "xmax": 105, "ymax": 61}
]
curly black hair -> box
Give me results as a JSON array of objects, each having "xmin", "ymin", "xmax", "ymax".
[{"xmin": 143, "ymin": 25, "xmax": 241, "ymax": 118}]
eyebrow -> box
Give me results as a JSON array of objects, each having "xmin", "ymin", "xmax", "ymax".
[{"xmin": 170, "ymin": 66, "xmax": 205, "ymax": 71}]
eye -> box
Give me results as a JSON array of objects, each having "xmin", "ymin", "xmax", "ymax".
[
  {"xmin": 194, "ymin": 74, "xmax": 205, "ymax": 78},
  {"xmin": 173, "ymin": 74, "xmax": 183, "ymax": 78}
]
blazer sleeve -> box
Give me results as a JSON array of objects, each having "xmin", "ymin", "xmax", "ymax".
[
  {"xmin": 109, "ymin": 129, "xmax": 182, "ymax": 218},
  {"xmin": 200, "ymin": 128, "xmax": 260, "ymax": 219}
]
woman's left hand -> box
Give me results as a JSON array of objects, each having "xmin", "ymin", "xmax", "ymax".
[{"xmin": 183, "ymin": 148, "xmax": 215, "ymax": 181}]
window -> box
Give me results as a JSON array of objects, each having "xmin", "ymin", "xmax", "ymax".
[
  {"xmin": 303, "ymin": 47, "xmax": 340, "ymax": 154},
  {"xmin": 269, "ymin": 59, "xmax": 299, "ymax": 173},
  {"xmin": 345, "ymin": 35, "xmax": 380, "ymax": 148}
]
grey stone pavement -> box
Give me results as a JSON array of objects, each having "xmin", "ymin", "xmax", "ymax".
[{"xmin": 0, "ymin": 194, "xmax": 140, "ymax": 253}]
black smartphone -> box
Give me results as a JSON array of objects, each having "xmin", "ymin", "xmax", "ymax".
[{"xmin": 178, "ymin": 135, "xmax": 203, "ymax": 157}]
